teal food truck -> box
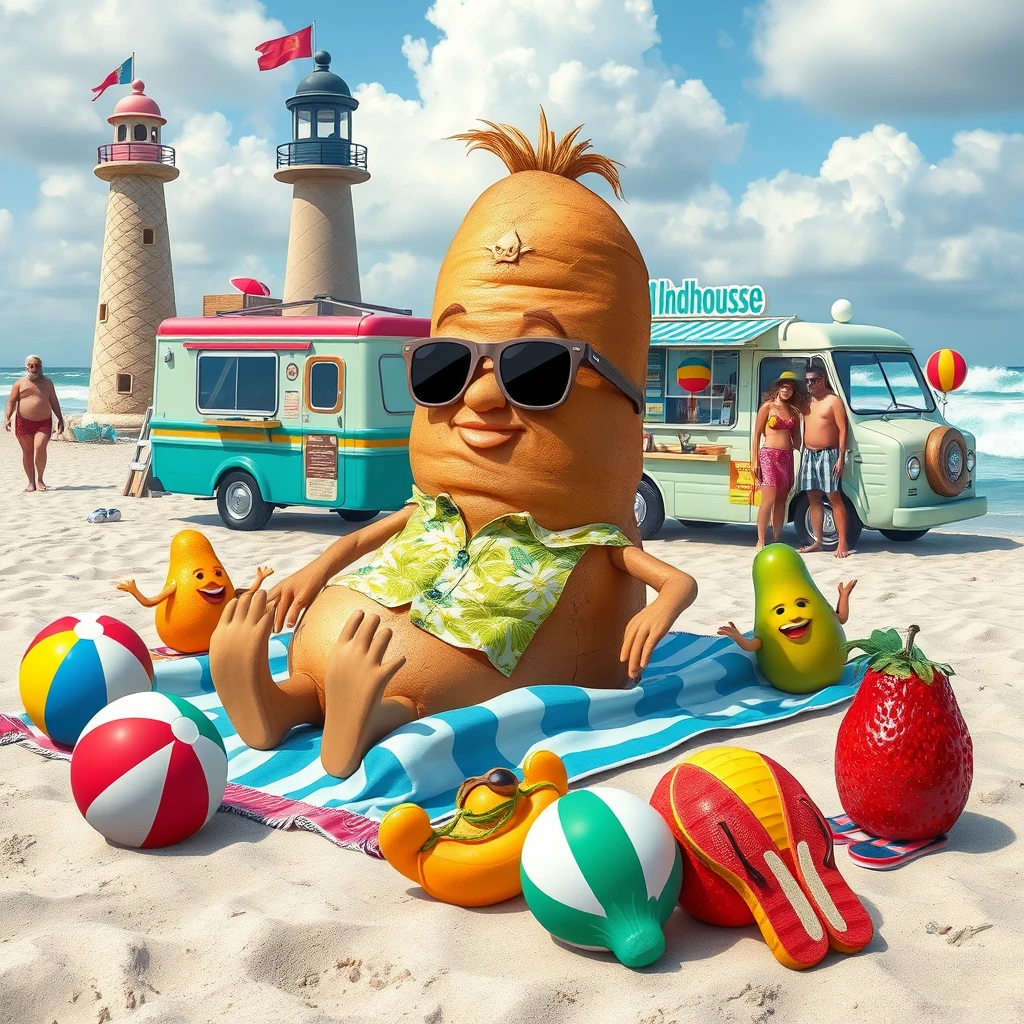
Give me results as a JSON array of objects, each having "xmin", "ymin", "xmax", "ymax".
[
  {"xmin": 635, "ymin": 279, "xmax": 988, "ymax": 547},
  {"xmin": 149, "ymin": 302, "xmax": 429, "ymax": 530}
]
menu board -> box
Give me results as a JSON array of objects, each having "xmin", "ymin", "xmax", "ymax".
[
  {"xmin": 645, "ymin": 349, "xmax": 665, "ymax": 399},
  {"xmin": 282, "ymin": 390, "xmax": 300, "ymax": 419},
  {"xmin": 304, "ymin": 433, "xmax": 338, "ymax": 502}
]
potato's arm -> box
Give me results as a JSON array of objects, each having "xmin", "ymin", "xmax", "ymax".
[
  {"xmin": 234, "ymin": 566, "xmax": 274, "ymax": 599},
  {"xmin": 717, "ymin": 622, "xmax": 762, "ymax": 652},
  {"xmin": 609, "ymin": 546, "xmax": 698, "ymax": 679},
  {"xmin": 117, "ymin": 580, "xmax": 175, "ymax": 608}
]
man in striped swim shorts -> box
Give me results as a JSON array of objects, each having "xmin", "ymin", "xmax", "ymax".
[{"xmin": 799, "ymin": 362, "xmax": 851, "ymax": 557}]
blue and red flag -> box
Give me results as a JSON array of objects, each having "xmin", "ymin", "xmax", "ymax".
[{"xmin": 91, "ymin": 56, "xmax": 134, "ymax": 102}]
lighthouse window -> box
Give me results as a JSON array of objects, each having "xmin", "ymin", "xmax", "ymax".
[
  {"xmin": 116, "ymin": 373, "xmax": 134, "ymax": 395},
  {"xmin": 98, "ymin": 302, "xmax": 108, "ymax": 323},
  {"xmin": 142, "ymin": 227, "xmax": 155, "ymax": 245},
  {"xmin": 198, "ymin": 354, "xmax": 277, "ymax": 415},
  {"xmin": 150, "ymin": 126, "xmax": 159, "ymax": 143},
  {"xmin": 117, "ymin": 124, "xmax": 127, "ymax": 141},
  {"xmin": 316, "ymin": 107, "xmax": 337, "ymax": 138},
  {"xmin": 296, "ymin": 108, "xmax": 312, "ymax": 139},
  {"xmin": 133, "ymin": 123, "xmax": 147, "ymax": 142}
]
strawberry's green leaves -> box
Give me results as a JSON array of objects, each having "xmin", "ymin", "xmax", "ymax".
[{"xmin": 844, "ymin": 627, "xmax": 953, "ymax": 683}]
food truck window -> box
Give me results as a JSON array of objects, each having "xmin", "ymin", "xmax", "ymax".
[
  {"xmin": 379, "ymin": 354, "xmax": 415, "ymax": 414},
  {"xmin": 649, "ymin": 350, "xmax": 739, "ymax": 427},
  {"xmin": 307, "ymin": 358, "xmax": 343, "ymax": 413},
  {"xmin": 198, "ymin": 354, "xmax": 277, "ymax": 415},
  {"xmin": 758, "ymin": 357, "xmax": 811, "ymax": 401}
]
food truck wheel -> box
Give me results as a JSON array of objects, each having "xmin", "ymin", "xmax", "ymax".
[
  {"xmin": 924, "ymin": 427, "xmax": 969, "ymax": 498},
  {"xmin": 879, "ymin": 528, "xmax": 930, "ymax": 542},
  {"xmin": 335, "ymin": 509, "xmax": 381, "ymax": 523},
  {"xmin": 635, "ymin": 478, "xmax": 665, "ymax": 541},
  {"xmin": 791, "ymin": 492, "xmax": 862, "ymax": 551},
  {"xmin": 217, "ymin": 471, "xmax": 274, "ymax": 531}
]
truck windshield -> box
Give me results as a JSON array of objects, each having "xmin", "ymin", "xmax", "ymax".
[{"xmin": 832, "ymin": 351, "xmax": 935, "ymax": 414}]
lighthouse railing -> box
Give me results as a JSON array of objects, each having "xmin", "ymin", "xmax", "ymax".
[
  {"xmin": 276, "ymin": 140, "xmax": 367, "ymax": 171},
  {"xmin": 97, "ymin": 143, "xmax": 176, "ymax": 167}
]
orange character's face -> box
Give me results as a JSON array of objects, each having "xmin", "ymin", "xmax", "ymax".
[
  {"xmin": 191, "ymin": 563, "xmax": 228, "ymax": 606},
  {"xmin": 410, "ymin": 171, "xmax": 650, "ymax": 531}
]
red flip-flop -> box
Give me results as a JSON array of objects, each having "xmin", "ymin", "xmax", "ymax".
[
  {"xmin": 761, "ymin": 756, "xmax": 874, "ymax": 954},
  {"xmin": 667, "ymin": 764, "xmax": 830, "ymax": 971}
]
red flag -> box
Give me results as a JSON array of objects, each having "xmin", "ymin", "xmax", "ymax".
[{"xmin": 255, "ymin": 26, "xmax": 312, "ymax": 71}]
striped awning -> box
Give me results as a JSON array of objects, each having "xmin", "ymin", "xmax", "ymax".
[{"xmin": 650, "ymin": 317, "xmax": 786, "ymax": 345}]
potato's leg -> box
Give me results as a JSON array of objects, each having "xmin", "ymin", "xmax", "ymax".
[
  {"xmin": 210, "ymin": 590, "xmax": 323, "ymax": 749},
  {"xmin": 319, "ymin": 610, "xmax": 415, "ymax": 779}
]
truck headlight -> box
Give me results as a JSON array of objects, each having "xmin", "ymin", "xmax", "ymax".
[
  {"xmin": 967, "ymin": 450, "xmax": 976, "ymax": 472},
  {"xmin": 906, "ymin": 456, "xmax": 921, "ymax": 480}
]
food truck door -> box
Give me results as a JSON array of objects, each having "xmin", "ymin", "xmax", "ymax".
[{"xmin": 300, "ymin": 356, "xmax": 346, "ymax": 507}]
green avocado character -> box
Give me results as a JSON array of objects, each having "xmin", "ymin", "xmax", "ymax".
[{"xmin": 718, "ymin": 544, "xmax": 856, "ymax": 693}]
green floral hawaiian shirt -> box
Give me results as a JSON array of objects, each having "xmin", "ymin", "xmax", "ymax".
[{"xmin": 329, "ymin": 487, "xmax": 631, "ymax": 676}]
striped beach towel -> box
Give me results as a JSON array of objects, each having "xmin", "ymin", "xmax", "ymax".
[{"xmin": 1, "ymin": 631, "xmax": 863, "ymax": 856}]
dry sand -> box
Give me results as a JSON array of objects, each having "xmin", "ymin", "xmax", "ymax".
[{"xmin": 1, "ymin": 429, "xmax": 1021, "ymax": 1024}]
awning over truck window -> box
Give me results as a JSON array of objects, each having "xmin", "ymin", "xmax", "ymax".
[{"xmin": 650, "ymin": 317, "xmax": 787, "ymax": 345}]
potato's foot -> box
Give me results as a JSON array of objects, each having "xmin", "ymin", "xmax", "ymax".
[
  {"xmin": 320, "ymin": 610, "xmax": 412, "ymax": 779},
  {"xmin": 210, "ymin": 590, "xmax": 308, "ymax": 750}
]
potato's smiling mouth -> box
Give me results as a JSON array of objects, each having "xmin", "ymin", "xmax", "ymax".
[
  {"xmin": 198, "ymin": 585, "xmax": 226, "ymax": 604},
  {"xmin": 779, "ymin": 618, "xmax": 811, "ymax": 640}
]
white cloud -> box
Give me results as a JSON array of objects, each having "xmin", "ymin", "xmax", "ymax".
[{"xmin": 752, "ymin": 0, "xmax": 1024, "ymax": 115}]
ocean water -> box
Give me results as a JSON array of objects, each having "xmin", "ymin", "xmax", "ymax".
[{"xmin": 2, "ymin": 365, "xmax": 1021, "ymax": 537}]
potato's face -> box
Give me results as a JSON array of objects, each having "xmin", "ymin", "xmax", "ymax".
[{"xmin": 410, "ymin": 171, "xmax": 650, "ymax": 531}]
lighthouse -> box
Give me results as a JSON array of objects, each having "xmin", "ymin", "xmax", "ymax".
[
  {"xmin": 86, "ymin": 80, "xmax": 178, "ymax": 429},
  {"xmin": 275, "ymin": 51, "xmax": 369, "ymax": 313}
]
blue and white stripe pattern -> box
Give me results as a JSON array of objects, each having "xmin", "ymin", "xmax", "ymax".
[
  {"xmin": 151, "ymin": 631, "xmax": 862, "ymax": 824},
  {"xmin": 650, "ymin": 318, "xmax": 786, "ymax": 345}
]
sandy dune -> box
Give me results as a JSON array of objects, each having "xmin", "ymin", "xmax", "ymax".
[{"xmin": 1, "ymin": 429, "xmax": 1021, "ymax": 1024}]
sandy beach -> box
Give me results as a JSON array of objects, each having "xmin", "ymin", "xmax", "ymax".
[{"xmin": 1, "ymin": 428, "xmax": 1021, "ymax": 1024}]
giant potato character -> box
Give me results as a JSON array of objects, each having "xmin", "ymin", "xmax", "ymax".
[{"xmin": 209, "ymin": 112, "xmax": 698, "ymax": 778}]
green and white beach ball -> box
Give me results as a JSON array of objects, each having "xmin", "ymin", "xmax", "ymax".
[{"xmin": 520, "ymin": 787, "xmax": 682, "ymax": 967}]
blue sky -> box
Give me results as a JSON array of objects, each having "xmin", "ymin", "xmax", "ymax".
[{"xmin": 0, "ymin": 0, "xmax": 1021, "ymax": 366}]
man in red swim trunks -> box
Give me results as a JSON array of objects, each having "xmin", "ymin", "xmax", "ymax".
[{"xmin": 4, "ymin": 355, "xmax": 64, "ymax": 492}]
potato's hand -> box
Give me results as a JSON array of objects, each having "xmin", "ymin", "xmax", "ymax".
[
  {"xmin": 620, "ymin": 598, "xmax": 679, "ymax": 682},
  {"xmin": 717, "ymin": 621, "xmax": 744, "ymax": 644},
  {"xmin": 253, "ymin": 566, "xmax": 275, "ymax": 589},
  {"xmin": 268, "ymin": 562, "xmax": 331, "ymax": 633}
]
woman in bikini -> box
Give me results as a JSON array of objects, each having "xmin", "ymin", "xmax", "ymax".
[{"xmin": 751, "ymin": 372, "xmax": 807, "ymax": 550}]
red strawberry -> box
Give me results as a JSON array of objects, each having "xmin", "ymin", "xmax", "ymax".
[{"xmin": 835, "ymin": 625, "xmax": 973, "ymax": 841}]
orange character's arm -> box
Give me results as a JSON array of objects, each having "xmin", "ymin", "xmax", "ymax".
[
  {"xmin": 234, "ymin": 566, "xmax": 275, "ymax": 598},
  {"xmin": 117, "ymin": 579, "xmax": 176, "ymax": 608},
  {"xmin": 609, "ymin": 546, "xmax": 698, "ymax": 679}
]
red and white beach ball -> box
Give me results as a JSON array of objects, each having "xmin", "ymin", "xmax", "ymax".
[
  {"xmin": 20, "ymin": 614, "xmax": 154, "ymax": 748},
  {"xmin": 70, "ymin": 691, "xmax": 228, "ymax": 849}
]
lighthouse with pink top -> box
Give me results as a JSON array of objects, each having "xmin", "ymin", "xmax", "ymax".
[{"xmin": 85, "ymin": 79, "xmax": 178, "ymax": 429}]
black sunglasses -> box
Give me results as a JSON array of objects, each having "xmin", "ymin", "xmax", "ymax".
[
  {"xmin": 402, "ymin": 337, "xmax": 643, "ymax": 414},
  {"xmin": 456, "ymin": 767, "xmax": 520, "ymax": 807}
]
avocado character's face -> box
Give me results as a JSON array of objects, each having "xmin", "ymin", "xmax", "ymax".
[
  {"xmin": 772, "ymin": 597, "xmax": 813, "ymax": 642},
  {"xmin": 193, "ymin": 565, "xmax": 227, "ymax": 606}
]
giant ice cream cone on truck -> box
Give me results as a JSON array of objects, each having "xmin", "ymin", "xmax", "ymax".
[{"xmin": 208, "ymin": 111, "xmax": 698, "ymax": 778}]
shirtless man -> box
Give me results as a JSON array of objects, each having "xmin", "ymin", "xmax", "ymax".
[
  {"xmin": 799, "ymin": 361, "xmax": 851, "ymax": 558},
  {"xmin": 4, "ymin": 355, "xmax": 64, "ymax": 492}
]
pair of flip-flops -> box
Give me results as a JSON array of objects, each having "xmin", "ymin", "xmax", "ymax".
[
  {"xmin": 86, "ymin": 507, "xmax": 121, "ymax": 523},
  {"xmin": 657, "ymin": 756, "xmax": 874, "ymax": 970},
  {"xmin": 826, "ymin": 814, "xmax": 948, "ymax": 870}
]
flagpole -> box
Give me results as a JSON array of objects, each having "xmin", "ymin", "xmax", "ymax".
[
  {"xmin": 132, "ymin": 51, "xmax": 136, "ymax": 83},
  {"xmin": 312, "ymin": 21, "xmax": 317, "ymax": 65}
]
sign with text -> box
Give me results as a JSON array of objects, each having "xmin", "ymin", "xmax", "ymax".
[
  {"xmin": 304, "ymin": 433, "xmax": 338, "ymax": 502},
  {"xmin": 650, "ymin": 278, "xmax": 768, "ymax": 318},
  {"xmin": 729, "ymin": 460, "xmax": 761, "ymax": 506}
]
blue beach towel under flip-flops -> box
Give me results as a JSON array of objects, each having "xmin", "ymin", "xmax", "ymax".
[{"xmin": 1, "ymin": 631, "xmax": 863, "ymax": 856}]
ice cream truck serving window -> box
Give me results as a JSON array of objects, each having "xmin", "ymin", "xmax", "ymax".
[{"xmin": 197, "ymin": 354, "xmax": 277, "ymax": 415}]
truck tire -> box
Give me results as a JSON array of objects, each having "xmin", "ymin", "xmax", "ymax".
[
  {"xmin": 335, "ymin": 509, "xmax": 380, "ymax": 523},
  {"xmin": 879, "ymin": 528, "xmax": 930, "ymax": 542},
  {"xmin": 924, "ymin": 426, "xmax": 969, "ymax": 497},
  {"xmin": 635, "ymin": 478, "xmax": 666, "ymax": 541},
  {"xmin": 217, "ymin": 470, "xmax": 274, "ymax": 531},
  {"xmin": 791, "ymin": 491, "xmax": 862, "ymax": 551}
]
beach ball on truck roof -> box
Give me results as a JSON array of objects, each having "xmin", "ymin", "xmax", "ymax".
[
  {"xmin": 925, "ymin": 349, "xmax": 968, "ymax": 393},
  {"xmin": 19, "ymin": 614, "xmax": 153, "ymax": 748},
  {"xmin": 70, "ymin": 691, "xmax": 228, "ymax": 849}
]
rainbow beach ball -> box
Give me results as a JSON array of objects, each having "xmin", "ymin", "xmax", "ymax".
[
  {"xmin": 675, "ymin": 356, "xmax": 712, "ymax": 393},
  {"xmin": 20, "ymin": 614, "xmax": 154, "ymax": 748},
  {"xmin": 70, "ymin": 691, "xmax": 228, "ymax": 849}
]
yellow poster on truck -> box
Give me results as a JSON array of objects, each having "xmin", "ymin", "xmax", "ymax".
[{"xmin": 729, "ymin": 460, "xmax": 761, "ymax": 506}]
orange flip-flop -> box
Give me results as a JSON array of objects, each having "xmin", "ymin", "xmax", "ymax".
[
  {"xmin": 760, "ymin": 755, "xmax": 874, "ymax": 954},
  {"xmin": 667, "ymin": 763, "xmax": 829, "ymax": 970}
]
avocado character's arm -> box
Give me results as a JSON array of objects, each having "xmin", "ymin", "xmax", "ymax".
[
  {"xmin": 117, "ymin": 579, "xmax": 176, "ymax": 608},
  {"xmin": 234, "ymin": 566, "xmax": 275, "ymax": 599},
  {"xmin": 835, "ymin": 579, "xmax": 857, "ymax": 625},
  {"xmin": 609, "ymin": 546, "xmax": 698, "ymax": 680},
  {"xmin": 717, "ymin": 621, "xmax": 762, "ymax": 652}
]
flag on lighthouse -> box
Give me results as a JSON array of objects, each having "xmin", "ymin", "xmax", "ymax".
[
  {"xmin": 255, "ymin": 26, "xmax": 313, "ymax": 71},
  {"xmin": 91, "ymin": 56, "xmax": 134, "ymax": 102}
]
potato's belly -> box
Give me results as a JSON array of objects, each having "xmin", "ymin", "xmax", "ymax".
[{"xmin": 288, "ymin": 553, "xmax": 642, "ymax": 716}]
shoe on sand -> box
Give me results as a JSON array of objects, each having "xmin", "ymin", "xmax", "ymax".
[{"xmin": 87, "ymin": 508, "xmax": 108, "ymax": 523}]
